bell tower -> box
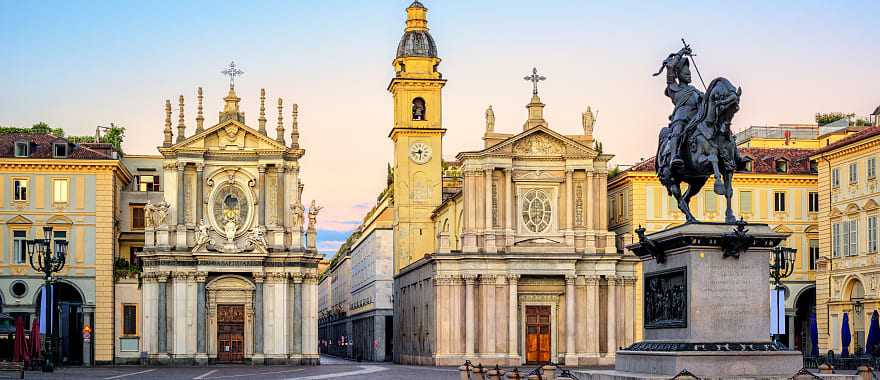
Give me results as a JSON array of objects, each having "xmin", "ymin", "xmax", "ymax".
[{"xmin": 389, "ymin": 0, "xmax": 446, "ymax": 273}]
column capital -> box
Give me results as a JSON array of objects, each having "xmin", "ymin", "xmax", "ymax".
[
  {"xmin": 507, "ymin": 273, "xmax": 520, "ymax": 283},
  {"xmin": 584, "ymin": 275, "xmax": 600, "ymax": 285},
  {"xmin": 194, "ymin": 271, "xmax": 208, "ymax": 283},
  {"xmin": 258, "ymin": 164, "xmax": 267, "ymax": 173},
  {"xmin": 195, "ymin": 163, "xmax": 205, "ymax": 172},
  {"xmin": 253, "ymin": 272, "xmax": 265, "ymax": 283},
  {"xmin": 267, "ymin": 272, "xmax": 288, "ymax": 282},
  {"xmin": 176, "ymin": 162, "xmax": 187, "ymax": 171},
  {"xmin": 503, "ymin": 167, "xmax": 513, "ymax": 174},
  {"xmin": 606, "ymin": 275, "xmax": 618, "ymax": 285},
  {"xmin": 565, "ymin": 168, "xmax": 575, "ymax": 174},
  {"xmin": 303, "ymin": 273, "xmax": 319, "ymax": 284},
  {"xmin": 484, "ymin": 167, "xmax": 494, "ymax": 174},
  {"xmin": 463, "ymin": 274, "xmax": 477, "ymax": 284},
  {"xmin": 290, "ymin": 273, "xmax": 304, "ymax": 283},
  {"xmin": 620, "ymin": 275, "xmax": 637, "ymax": 286},
  {"xmin": 480, "ymin": 274, "xmax": 496, "ymax": 284},
  {"xmin": 275, "ymin": 165, "xmax": 286, "ymax": 174},
  {"xmin": 156, "ymin": 271, "xmax": 170, "ymax": 283},
  {"xmin": 575, "ymin": 275, "xmax": 586, "ymax": 286},
  {"xmin": 171, "ymin": 271, "xmax": 191, "ymax": 280},
  {"xmin": 565, "ymin": 274, "xmax": 577, "ymax": 284}
]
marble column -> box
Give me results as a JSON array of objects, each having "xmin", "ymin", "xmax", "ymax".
[
  {"xmin": 484, "ymin": 168, "xmax": 496, "ymax": 253},
  {"xmin": 254, "ymin": 272, "xmax": 265, "ymax": 354},
  {"xmin": 195, "ymin": 164, "xmax": 204, "ymax": 224},
  {"xmin": 258, "ymin": 165, "xmax": 267, "ymax": 227},
  {"xmin": 565, "ymin": 169, "xmax": 574, "ymax": 245},
  {"xmin": 177, "ymin": 163, "xmax": 186, "ymax": 225},
  {"xmin": 196, "ymin": 272, "xmax": 207, "ymax": 354},
  {"xmin": 575, "ymin": 276, "xmax": 587, "ymax": 353},
  {"xmin": 585, "ymin": 276, "xmax": 599, "ymax": 356},
  {"xmin": 599, "ymin": 170, "xmax": 608, "ymax": 231},
  {"xmin": 622, "ymin": 277, "xmax": 634, "ymax": 347},
  {"xmin": 292, "ymin": 274, "xmax": 303, "ymax": 355},
  {"xmin": 462, "ymin": 171, "xmax": 478, "ymax": 252},
  {"xmin": 465, "ymin": 275, "xmax": 476, "ymax": 356},
  {"xmin": 276, "ymin": 165, "xmax": 286, "ymax": 227},
  {"xmin": 504, "ymin": 168, "xmax": 514, "ymax": 248},
  {"xmin": 606, "ymin": 276, "xmax": 617, "ymax": 355},
  {"xmin": 565, "ymin": 275, "xmax": 576, "ymax": 365},
  {"xmin": 508, "ymin": 274, "xmax": 519, "ymax": 357},
  {"xmin": 485, "ymin": 275, "xmax": 496, "ymax": 353},
  {"xmin": 585, "ymin": 171, "xmax": 595, "ymax": 252},
  {"xmin": 158, "ymin": 273, "xmax": 168, "ymax": 353}
]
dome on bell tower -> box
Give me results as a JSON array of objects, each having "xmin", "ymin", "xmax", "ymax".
[{"xmin": 395, "ymin": 1, "xmax": 437, "ymax": 58}]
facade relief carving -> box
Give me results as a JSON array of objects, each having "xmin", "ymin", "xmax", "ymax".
[
  {"xmin": 513, "ymin": 133, "xmax": 564, "ymax": 156},
  {"xmin": 145, "ymin": 200, "xmax": 171, "ymax": 228}
]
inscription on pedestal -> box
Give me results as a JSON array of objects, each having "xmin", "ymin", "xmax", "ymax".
[
  {"xmin": 704, "ymin": 260, "xmax": 759, "ymax": 332},
  {"xmin": 644, "ymin": 267, "xmax": 687, "ymax": 329}
]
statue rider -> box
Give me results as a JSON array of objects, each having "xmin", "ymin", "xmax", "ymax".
[{"xmin": 657, "ymin": 45, "xmax": 701, "ymax": 169}]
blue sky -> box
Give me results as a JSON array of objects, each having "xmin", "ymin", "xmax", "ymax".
[{"xmin": 2, "ymin": 1, "xmax": 879, "ymax": 257}]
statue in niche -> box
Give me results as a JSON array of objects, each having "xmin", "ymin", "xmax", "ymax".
[
  {"xmin": 412, "ymin": 98, "xmax": 425, "ymax": 121},
  {"xmin": 291, "ymin": 203, "xmax": 305, "ymax": 229},
  {"xmin": 145, "ymin": 200, "xmax": 170, "ymax": 228}
]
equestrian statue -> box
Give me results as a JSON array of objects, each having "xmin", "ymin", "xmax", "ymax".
[{"xmin": 653, "ymin": 40, "xmax": 750, "ymax": 224}]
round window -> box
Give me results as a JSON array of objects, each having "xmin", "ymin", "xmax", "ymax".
[
  {"xmin": 10, "ymin": 281, "xmax": 27, "ymax": 298},
  {"xmin": 521, "ymin": 189, "xmax": 552, "ymax": 233}
]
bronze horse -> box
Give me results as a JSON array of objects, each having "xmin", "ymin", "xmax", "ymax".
[{"xmin": 656, "ymin": 77, "xmax": 744, "ymax": 224}]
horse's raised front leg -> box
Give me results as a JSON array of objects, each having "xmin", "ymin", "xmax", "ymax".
[{"xmin": 723, "ymin": 172, "xmax": 736, "ymax": 224}]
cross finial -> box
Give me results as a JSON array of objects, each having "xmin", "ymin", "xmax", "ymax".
[
  {"xmin": 221, "ymin": 61, "xmax": 244, "ymax": 89},
  {"xmin": 523, "ymin": 67, "xmax": 546, "ymax": 95}
]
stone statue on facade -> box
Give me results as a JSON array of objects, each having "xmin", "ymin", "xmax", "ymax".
[
  {"xmin": 652, "ymin": 40, "xmax": 748, "ymax": 224},
  {"xmin": 485, "ymin": 105, "xmax": 495, "ymax": 132},
  {"xmin": 307, "ymin": 200, "xmax": 323, "ymax": 249},
  {"xmin": 290, "ymin": 203, "xmax": 305, "ymax": 229},
  {"xmin": 193, "ymin": 218, "xmax": 213, "ymax": 251},
  {"xmin": 582, "ymin": 106, "xmax": 595, "ymax": 136},
  {"xmin": 247, "ymin": 225, "xmax": 269, "ymax": 252},
  {"xmin": 145, "ymin": 200, "xmax": 171, "ymax": 228}
]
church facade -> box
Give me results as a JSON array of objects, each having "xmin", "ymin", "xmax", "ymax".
[
  {"xmin": 137, "ymin": 82, "xmax": 323, "ymax": 364},
  {"xmin": 389, "ymin": 1, "xmax": 639, "ymax": 367}
]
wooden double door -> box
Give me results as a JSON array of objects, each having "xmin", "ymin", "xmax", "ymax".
[
  {"xmin": 525, "ymin": 305, "xmax": 551, "ymax": 363},
  {"xmin": 216, "ymin": 305, "xmax": 245, "ymax": 363}
]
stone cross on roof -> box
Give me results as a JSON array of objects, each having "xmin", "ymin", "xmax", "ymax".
[
  {"xmin": 221, "ymin": 61, "xmax": 244, "ymax": 89},
  {"xmin": 523, "ymin": 67, "xmax": 546, "ymax": 96}
]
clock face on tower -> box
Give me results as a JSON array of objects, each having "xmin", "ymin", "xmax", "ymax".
[{"xmin": 409, "ymin": 142, "xmax": 432, "ymax": 164}]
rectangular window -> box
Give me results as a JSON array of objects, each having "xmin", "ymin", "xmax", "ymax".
[
  {"xmin": 704, "ymin": 191, "xmax": 716, "ymax": 212},
  {"xmin": 833, "ymin": 223, "xmax": 841, "ymax": 257},
  {"xmin": 869, "ymin": 158, "xmax": 878, "ymax": 179},
  {"xmin": 136, "ymin": 175, "xmax": 160, "ymax": 192},
  {"xmin": 809, "ymin": 192, "xmax": 819, "ymax": 213},
  {"xmin": 13, "ymin": 179, "xmax": 28, "ymax": 201},
  {"xmin": 739, "ymin": 190, "xmax": 752, "ymax": 213},
  {"xmin": 53, "ymin": 231, "xmax": 67, "ymax": 255},
  {"xmin": 809, "ymin": 239, "xmax": 819, "ymax": 270},
  {"xmin": 869, "ymin": 216, "xmax": 878, "ymax": 253},
  {"xmin": 53, "ymin": 143, "xmax": 68, "ymax": 158},
  {"xmin": 849, "ymin": 219, "xmax": 859, "ymax": 256},
  {"xmin": 833, "ymin": 168, "xmax": 840, "ymax": 188},
  {"xmin": 123, "ymin": 304, "xmax": 137, "ymax": 335},
  {"xmin": 52, "ymin": 178, "xmax": 69, "ymax": 204},
  {"xmin": 12, "ymin": 231, "xmax": 27, "ymax": 264},
  {"xmin": 131, "ymin": 206, "xmax": 145, "ymax": 230},
  {"xmin": 850, "ymin": 163, "xmax": 858, "ymax": 184},
  {"xmin": 842, "ymin": 222, "xmax": 851, "ymax": 256},
  {"xmin": 774, "ymin": 191, "xmax": 786, "ymax": 212},
  {"xmin": 14, "ymin": 141, "xmax": 29, "ymax": 157}
]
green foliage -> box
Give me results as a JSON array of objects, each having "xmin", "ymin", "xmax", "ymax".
[
  {"xmin": 66, "ymin": 135, "xmax": 96, "ymax": 144},
  {"xmin": 608, "ymin": 165, "xmax": 621, "ymax": 178},
  {"xmin": 816, "ymin": 112, "xmax": 853, "ymax": 126},
  {"xmin": 102, "ymin": 124, "xmax": 126, "ymax": 152},
  {"xmin": 0, "ymin": 122, "xmax": 64, "ymax": 137},
  {"xmin": 594, "ymin": 139, "xmax": 603, "ymax": 155},
  {"xmin": 113, "ymin": 257, "xmax": 142, "ymax": 282}
]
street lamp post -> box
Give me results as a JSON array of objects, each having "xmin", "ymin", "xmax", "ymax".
[
  {"xmin": 770, "ymin": 246, "xmax": 796, "ymax": 347},
  {"xmin": 26, "ymin": 226, "xmax": 68, "ymax": 372}
]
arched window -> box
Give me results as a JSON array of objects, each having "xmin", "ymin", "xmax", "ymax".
[{"xmin": 412, "ymin": 98, "xmax": 426, "ymax": 121}]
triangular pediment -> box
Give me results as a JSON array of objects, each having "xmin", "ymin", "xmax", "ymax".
[
  {"xmin": 47, "ymin": 215, "xmax": 73, "ymax": 225},
  {"xmin": 863, "ymin": 199, "xmax": 879, "ymax": 211},
  {"xmin": 773, "ymin": 225, "xmax": 793, "ymax": 234},
  {"xmin": 846, "ymin": 203, "xmax": 862, "ymax": 214},
  {"xmin": 166, "ymin": 119, "xmax": 289, "ymax": 153},
  {"xmin": 830, "ymin": 207, "xmax": 843, "ymax": 218},
  {"xmin": 5, "ymin": 215, "xmax": 33, "ymax": 225},
  {"xmin": 459, "ymin": 126, "xmax": 597, "ymax": 159}
]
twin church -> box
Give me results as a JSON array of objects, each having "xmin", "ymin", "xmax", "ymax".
[{"xmin": 129, "ymin": 0, "xmax": 636, "ymax": 366}]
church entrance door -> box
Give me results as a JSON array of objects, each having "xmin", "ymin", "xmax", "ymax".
[
  {"xmin": 216, "ymin": 305, "xmax": 245, "ymax": 363},
  {"xmin": 525, "ymin": 305, "xmax": 551, "ymax": 363}
]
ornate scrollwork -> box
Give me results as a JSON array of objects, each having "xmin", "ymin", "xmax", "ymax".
[
  {"xmin": 633, "ymin": 225, "xmax": 665, "ymax": 264},
  {"xmin": 719, "ymin": 219, "xmax": 754, "ymax": 259}
]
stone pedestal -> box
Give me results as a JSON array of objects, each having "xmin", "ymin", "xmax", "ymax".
[{"xmin": 615, "ymin": 223, "xmax": 802, "ymax": 378}]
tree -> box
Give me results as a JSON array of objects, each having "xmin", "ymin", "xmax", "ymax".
[{"xmin": 101, "ymin": 123, "xmax": 126, "ymax": 153}]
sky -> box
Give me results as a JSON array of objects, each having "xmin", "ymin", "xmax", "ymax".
[{"xmin": 2, "ymin": 0, "xmax": 879, "ymax": 257}]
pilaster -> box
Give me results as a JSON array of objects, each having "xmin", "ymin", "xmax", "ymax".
[
  {"xmin": 507, "ymin": 274, "xmax": 519, "ymax": 359},
  {"xmin": 504, "ymin": 168, "xmax": 514, "ymax": 248},
  {"xmin": 564, "ymin": 274, "xmax": 577, "ymax": 366},
  {"xmin": 195, "ymin": 272, "xmax": 207, "ymax": 356},
  {"xmin": 464, "ymin": 274, "xmax": 476, "ymax": 357},
  {"xmin": 258, "ymin": 165, "xmax": 267, "ymax": 227},
  {"xmin": 585, "ymin": 275, "xmax": 600, "ymax": 357},
  {"xmin": 484, "ymin": 168, "xmax": 497, "ymax": 253},
  {"xmin": 565, "ymin": 169, "xmax": 575, "ymax": 245},
  {"xmin": 253, "ymin": 272, "xmax": 265, "ymax": 355},
  {"xmin": 605, "ymin": 275, "xmax": 617, "ymax": 358},
  {"xmin": 195, "ymin": 163, "xmax": 204, "ymax": 224}
]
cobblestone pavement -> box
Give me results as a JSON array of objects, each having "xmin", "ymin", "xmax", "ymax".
[{"xmin": 9, "ymin": 356, "xmax": 463, "ymax": 380}]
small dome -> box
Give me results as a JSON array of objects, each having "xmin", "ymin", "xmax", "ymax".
[
  {"xmin": 409, "ymin": 0, "xmax": 426, "ymax": 9},
  {"xmin": 396, "ymin": 30, "xmax": 437, "ymax": 58}
]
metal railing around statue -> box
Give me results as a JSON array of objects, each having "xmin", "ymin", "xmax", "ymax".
[{"xmin": 803, "ymin": 350, "xmax": 880, "ymax": 371}]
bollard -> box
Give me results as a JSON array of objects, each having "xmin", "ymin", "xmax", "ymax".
[
  {"xmin": 459, "ymin": 360, "xmax": 474, "ymax": 380},
  {"xmin": 818, "ymin": 363, "xmax": 834, "ymax": 374},
  {"xmin": 858, "ymin": 365, "xmax": 873, "ymax": 380},
  {"xmin": 487, "ymin": 364, "xmax": 506, "ymax": 380},
  {"xmin": 541, "ymin": 364, "xmax": 557, "ymax": 380},
  {"xmin": 506, "ymin": 368, "xmax": 525, "ymax": 380}
]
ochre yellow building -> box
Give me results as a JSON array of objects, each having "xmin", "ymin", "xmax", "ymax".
[
  {"xmin": 0, "ymin": 132, "xmax": 131, "ymax": 365},
  {"xmin": 813, "ymin": 125, "xmax": 880, "ymax": 355},
  {"xmin": 609, "ymin": 125, "xmax": 820, "ymax": 354}
]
